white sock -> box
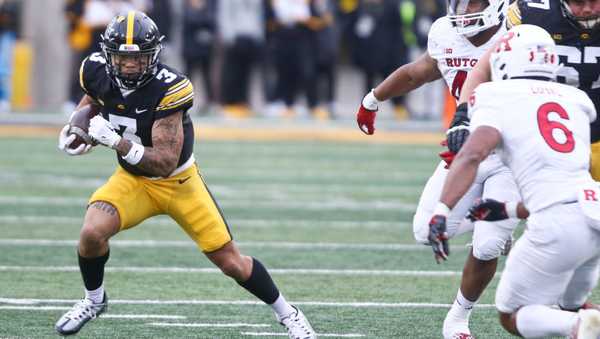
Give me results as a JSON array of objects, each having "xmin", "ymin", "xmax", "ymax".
[
  {"xmin": 85, "ymin": 285, "xmax": 105, "ymax": 304},
  {"xmin": 448, "ymin": 289, "xmax": 476, "ymax": 320},
  {"xmin": 455, "ymin": 289, "xmax": 476, "ymax": 311},
  {"xmin": 270, "ymin": 294, "xmax": 296, "ymax": 319},
  {"xmin": 516, "ymin": 304, "xmax": 578, "ymax": 338}
]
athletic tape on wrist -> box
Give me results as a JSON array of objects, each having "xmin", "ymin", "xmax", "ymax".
[
  {"xmin": 122, "ymin": 142, "xmax": 145, "ymax": 165},
  {"xmin": 433, "ymin": 202, "xmax": 451, "ymax": 217},
  {"xmin": 362, "ymin": 89, "xmax": 380, "ymax": 110},
  {"xmin": 505, "ymin": 201, "xmax": 518, "ymax": 219}
]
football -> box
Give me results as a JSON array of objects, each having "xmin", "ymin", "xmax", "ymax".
[{"xmin": 68, "ymin": 104, "xmax": 101, "ymax": 149}]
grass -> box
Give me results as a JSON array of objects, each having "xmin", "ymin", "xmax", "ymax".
[{"xmin": 0, "ymin": 136, "xmax": 532, "ymax": 338}]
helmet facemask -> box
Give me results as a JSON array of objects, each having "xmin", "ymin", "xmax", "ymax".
[
  {"xmin": 560, "ymin": 0, "xmax": 600, "ymax": 30},
  {"xmin": 102, "ymin": 40, "xmax": 162, "ymax": 90},
  {"xmin": 447, "ymin": 0, "xmax": 507, "ymax": 37}
]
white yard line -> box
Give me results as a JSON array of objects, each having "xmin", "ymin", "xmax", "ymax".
[
  {"xmin": 0, "ymin": 297, "xmax": 496, "ymax": 309},
  {"xmin": 0, "ymin": 306, "xmax": 185, "ymax": 319},
  {"xmin": 0, "ymin": 196, "xmax": 416, "ymax": 211},
  {"xmin": 0, "ymin": 238, "xmax": 463, "ymax": 251},
  {"xmin": 149, "ymin": 322, "xmax": 270, "ymax": 328},
  {"xmin": 0, "ymin": 215, "xmax": 410, "ymax": 230},
  {"xmin": 0, "ymin": 265, "xmax": 477, "ymax": 277},
  {"xmin": 241, "ymin": 332, "xmax": 365, "ymax": 337}
]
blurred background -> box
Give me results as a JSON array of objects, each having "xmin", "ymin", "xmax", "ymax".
[{"xmin": 0, "ymin": 0, "xmax": 454, "ymax": 129}]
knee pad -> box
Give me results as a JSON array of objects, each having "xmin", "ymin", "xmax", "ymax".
[{"xmin": 472, "ymin": 236, "xmax": 506, "ymax": 261}]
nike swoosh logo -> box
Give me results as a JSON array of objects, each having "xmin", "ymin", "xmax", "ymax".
[
  {"xmin": 135, "ymin": 108, "xmax": 148, "ymax": 114},
  {"xmin": 178, "ymin": 176, "xmax": 191, "ymax": 184}
]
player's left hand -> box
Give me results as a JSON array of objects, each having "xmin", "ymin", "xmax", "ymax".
[
  {"xmin": 89, "ymin": 115, "xmax": 122, "ymax": 149},
  {"xmin": 58, "ymin": 125, "xmax": 93, "ymax": 156},
  {"xmin": 428, "ymin": 215, "xmax": 449, "ymax": 263}
]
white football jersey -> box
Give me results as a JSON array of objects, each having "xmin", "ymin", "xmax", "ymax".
[
  {"xmin": 427, "ymin": 17, "xmax": 507, "ymax": 101},
  {"xmin": 470, "ymin": 79, "xmax": 597, "ymax": 212}
]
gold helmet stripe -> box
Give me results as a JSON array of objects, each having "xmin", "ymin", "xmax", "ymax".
[{"xmin": 126, "ymin": 11, "xmax": 135, "ymax": 45}]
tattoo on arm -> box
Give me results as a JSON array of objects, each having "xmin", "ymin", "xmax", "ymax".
[
  {"xmin": 135, "ymin": 111, "xmax": 183, "ymax": 177},
  {"xmin": 90, "ymin": 201, "xmax": 118, "ymax": 216}
]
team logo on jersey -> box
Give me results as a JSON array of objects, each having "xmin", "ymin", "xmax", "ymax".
[
  {"xmin": 552, "ymin": 33, "xmax": 563, "ymax": 41},
  {"xmin": 117, "ymin": 104, "xmax": 125, "ymax": 110},
  {"xmin": 445, "ymin": 58, "xmax": 478, "ymax": 67},
  {"xmin": 445, "ymin": 48, "xmax": 453, "ymax": 54}
]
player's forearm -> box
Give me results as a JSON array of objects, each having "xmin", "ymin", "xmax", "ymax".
[
  {"xmin": 114, "ymin": 139, "xmax": 179, "ymax": 177},
  {"xmin": 137, "ymin": 147, "xmax": 180, "ymax": 177},
  {"xmin": 439, "ymin": 152, "xmax": 480, "ymax": 209},
  {"xmin": 374, "ymin": 66, "xmax": 426, "ymax": 101}
]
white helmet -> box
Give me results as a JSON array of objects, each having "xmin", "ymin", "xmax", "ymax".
[
  {"xmin": 490, "ymin": 24, "xmax": 560, "ymax": 82},
  {"xmin": 447, "ymin": 0, "xmax": 509, "ymax": 37}
]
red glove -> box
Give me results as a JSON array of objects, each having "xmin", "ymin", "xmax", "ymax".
[
  {"xmin": 438, "ymin": 150, "xmax": 456, "ymax": 169},
  {"xmin": 438, "ymin": 140, "xmax": 456, "ymax": 169},
  {"xmin": 357, "ymin": 106, "xmax": 376, "ymax": 135},
  {"xmin": 357, "ymin": 90, "xmax": 379, "ymax": 135}
]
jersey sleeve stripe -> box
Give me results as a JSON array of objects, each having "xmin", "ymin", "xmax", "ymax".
[
  {"xmin": 79, "ymin": 57, "xmax": 88, "ymax": 93},
  {"xmin": 156, "ymin": 92, "xmax": 194, "ymax": 111},
  {"xmin": 157, "ymin": 82, "xmax": 194, "ymax": 110},
  {"xmin": 126, "ymin": 11, "xmax": 135, "ymax": 45},
  {"xmin": 507, "ymin": 3, "xmax": 521, "ymax": 29},
  {"xmin": 165, "ymin": 79, "xmax": 190, "ymax": 95},
  {"xmin": 161, "ymin": 82, "xmax": 192, "ymax": 104}
]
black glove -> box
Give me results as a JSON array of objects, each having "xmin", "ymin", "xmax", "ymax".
[
  {"xmin": 467, "ymin": 199, "xmax": 509, "ymax": 222},
  {"xmin": 446, "ymin": 103, "xmax": 470, "ymax": 154},
  {"xmin": 428, "ymin": 215, "xmax": 449, "ymax": 263}
]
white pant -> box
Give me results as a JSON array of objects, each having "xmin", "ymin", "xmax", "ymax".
[
  {"xmin": 496, "ymin": 203, "xmax": 600, "ymax": 313},
  {"xmin": 413, "ymin": 153, "xmax": 521, "ymax": 260}
]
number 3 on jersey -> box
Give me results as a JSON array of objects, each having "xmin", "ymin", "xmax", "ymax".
[{"xmin": 537, "ymin": 102, "xmax": 574, "ymax": 153}]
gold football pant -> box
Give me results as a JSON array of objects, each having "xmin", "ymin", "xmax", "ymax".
[
  {"xmin": 89, "ymin": 163, "xmax": 232, "ymax": 252},
  {"xmin": 592, "ymin": 141, "xmax": 600, "ymax": 181}
]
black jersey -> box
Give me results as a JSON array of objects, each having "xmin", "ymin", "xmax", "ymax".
[
  {"xmin": 79, "ymin": 52, "xmax": 195, "ymax": 177},
  {"xmin": 508, "ymin": 0, "xmax": 600, "ymax": 142}
]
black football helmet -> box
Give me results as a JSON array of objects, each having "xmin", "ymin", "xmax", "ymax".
[
  {"xmin": 560, "ymin": 0, "xmax": 600, "ymax": 30},
  {"xmin": 101, "ymin": 11, "xmax": 164, "ymax": 89}
]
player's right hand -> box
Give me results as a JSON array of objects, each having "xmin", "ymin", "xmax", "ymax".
[
  {"xmin": 58, "ymin": 125, "xmax": 92, "ymax": 156},
  {"xmin": 467, "ymin": 199, "xmax": 509, "ymax": 222},
  {"xmin": 428, "ymin": 215, "xmax": 449, "ymax": 263},
  {"xmin": 357, "ymin": 89, "xmax": 379, "ymax": 135}
]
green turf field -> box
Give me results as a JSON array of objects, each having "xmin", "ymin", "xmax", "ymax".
[{"xmin": 0, "ymin": 137, "xmax": 568, "ymax": 338}]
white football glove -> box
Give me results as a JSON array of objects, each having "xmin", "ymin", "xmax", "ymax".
[
  {"xmin": 88, "ymin": 115, "xmax": 122, "ymax": 149},
  {"xmin": 58, "ymin": 125, "xmax": 92, "ymax": 156}
]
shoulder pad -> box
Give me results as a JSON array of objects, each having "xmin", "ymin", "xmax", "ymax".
[
  {"xmin": 506, "ymin": 2, "xmax": 522, "ymax": 29},
  {"xmin": 154, "ymin": 65, "xmax": 194, "ymax": 114},
  {"xmin": 79, "ymin": 52, "xmax": 107, "ymax": 96}
]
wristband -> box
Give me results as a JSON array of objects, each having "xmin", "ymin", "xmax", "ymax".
[
  {"xmin": 433, "ymin": 202, "xmax": 451, "ymax": 217},
  {"xmin": 362, "ymin": 89, "xmax": 380, "ymax": 111},
  {"xmin": 505, "ymin": 201, "xmax": 518, "ymax": 219},
  {"xmin": 455, "ymin": 103, "xmax": 469, "ymax": 118},
  {"xmin": 122, "ymin": 142, "xmax": 145, "ymax": 165}
]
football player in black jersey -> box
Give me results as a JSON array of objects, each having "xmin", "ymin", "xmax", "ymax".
[
  {"xmin": 55, "ymin": 11, "xmax": 316, "ymax": 338},
  {"xmin": 444, "ymin": 0, "xmax": 600, "ymax": 337}
]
